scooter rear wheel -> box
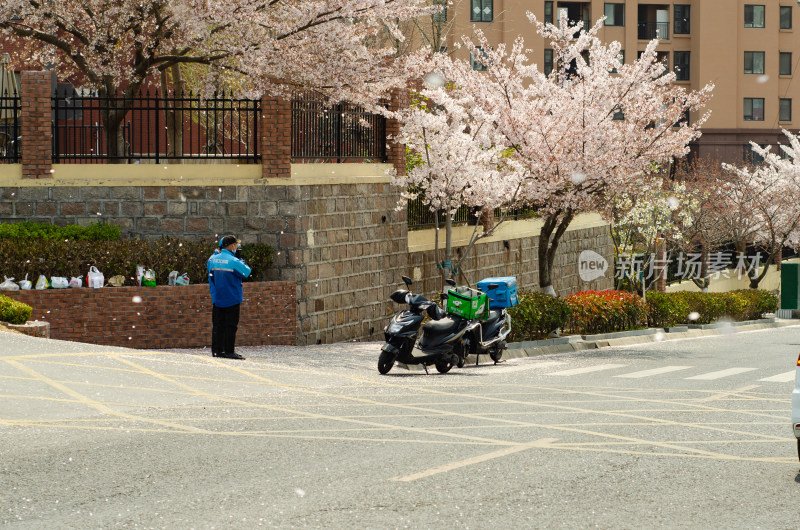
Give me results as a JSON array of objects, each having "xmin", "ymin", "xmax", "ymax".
[
  {"xmin": 378, "ymin": 350, "xmax": 396, "ymax": 374},
  {"xmin": 490, "ymin": 348, "xmax": 503, "ymax": 362},
  {"xmin": 435, "ymin": 354, "xmax": 458, "ymax": 374}
]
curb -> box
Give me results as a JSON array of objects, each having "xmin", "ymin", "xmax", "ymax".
[{"xmin": 500, "ymin": 319, "xmax": 799, "ymax": 361}]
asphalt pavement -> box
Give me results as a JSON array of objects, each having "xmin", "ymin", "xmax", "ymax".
[{"xmin": 2, "ymin": 326, "xmax": 800, "ymax": 528}]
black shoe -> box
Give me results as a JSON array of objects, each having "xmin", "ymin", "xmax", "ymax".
[
  {"xmin": 211, "ymin": 352, "xmax": 221, "ymax": 357},
  {"xmin": 218, "ymin": 352, "xmax": 245, "ymax": 360}
]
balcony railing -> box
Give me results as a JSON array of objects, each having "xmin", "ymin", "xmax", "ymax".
[{"xmin": 638, "ymin": 21, "xmax": 669, "ymax": 40}]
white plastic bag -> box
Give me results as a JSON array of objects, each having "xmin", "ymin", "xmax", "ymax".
[
  {"xmin": 168, "ymin": 271, "xmax": 179, "ymax": 286},
  {"xmin": 175, "ymin": 273, "xmax": 190, "ymax": 286},
  {"xmin": 18, "ymin": 274, "xmax": 32, "ymax": 290},
  {"xmin": 135, "ymin": 265, "xmax": 145, "ymax": 287},
  {"xmin": 86, "ymin": 266, "xmax": 104, "ymax": 288},
  {"xmin": 0, "ymin": 276, "xmax": 19, "ymax": 291},
  {"xmin": 69, "ymin": 276, "xmax": 83, "ymax": 288},
  {"xmin": 35, "ymin": 275, "xmax": 49, "ymax": 290},
  {"xmin": 51, "ymin": 277, "xmax": 69, "ymax": 289}
]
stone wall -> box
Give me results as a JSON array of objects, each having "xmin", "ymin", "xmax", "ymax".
[
  {"xmin": 6, "ymin": 282, "xmax": 296, "ymax": 349},
  {"xmin": 408, "ymin": 223, "xmax": 614, "ymax": 298}
]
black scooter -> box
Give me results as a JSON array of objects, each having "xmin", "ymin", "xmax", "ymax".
[{"xmin": 379, "ymin": 277, "xmax": 469, "ymax": 375}]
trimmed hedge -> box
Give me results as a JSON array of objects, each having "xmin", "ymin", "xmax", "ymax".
[
  {"xmin": 0, "ymin": 221, "xmax": 121, "ymax": 241},
  {"xmin": 0, "ymin": 237, "xmax": 274, "ymax": 286},
  {"xmin": 565, "ymin": 290, "xmax": 647, "ymax": 335},
  {"xmin": 0, "ymin": 293, "xmax": 32, "ymax": 324},
  {"xmin": 510, "ymin": 289, "xmax": 778, "ymax": 342},
  {"xmin": 508, "ymin": 291, "xmax": 572, "ymax": 342},
  {"xmin": 648, "ymin": 290, "xmax": 777, "ymax": 326}
]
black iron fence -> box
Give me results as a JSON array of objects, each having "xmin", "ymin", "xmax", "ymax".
[
  {"xmin": 51, "ymin": 89, "xmax": 260, "ymax": 164},
  {"xmin": 0, "ymin": 95, "xmax": 20, "ymax": 163},
  {"xmin": 291, "ymin": 91, "xmax": 387, "ymax": 162},
  {"xmin": 407, "ymin": 195, "xmax": 538, "ymax": 230}
]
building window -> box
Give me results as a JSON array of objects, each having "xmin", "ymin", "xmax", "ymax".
[
  {"xmin": 743, "ymin": 144, "xmax": 765, "ymax": 165},
  {"xmin": 780, "ymin": 98, "xmax": 792, "ymax": 122},
  {"xmin": 744, "ymin": 5, "xmax": 765, "ymax": 28},
  {"xmin": 433, "ymin": 1, "xmax": 447, "ymax": 24},
  {"xmin": 471, "ymin": 47, "xmax": 489, "ymax": 71},
  {"xmin": 744, "ymin": 51, "xmax": 765, "ymax": 74},
  {"xmin": 674, "ymin": 5, "xmax": 690, "ymax": 34},
  {"xmin": 471, "ymin": 0, "xmax": 493, "ymax": 22},
  {"xmin": 780, "ymin": 52, "xmax": 793, "ymax": 76},
  {"xmin": 544, "ymin": 49, "xmax": 554, "ymax": 76},
  {"xmin": 604, "ymin": 3, "xmax": 624, "ymax": 26},
  {"xmin": 781, "ymin": 6, "xmax": 792, "ymax": 29},
  {"xmin": 674, "ymin": 51, "xmax": 690, "ymax": 81},
  {"xmin": 544, "ymin": 1, "xmax": 553, "ymax": 24},
  {"xmin": 744, "ymin": 98, "xmax": 765, "ymax": 121}
]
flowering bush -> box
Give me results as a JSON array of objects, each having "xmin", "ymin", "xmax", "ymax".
[{"xmin": 565, "ymin": 290, "xmax": 647, "ymax": 335}]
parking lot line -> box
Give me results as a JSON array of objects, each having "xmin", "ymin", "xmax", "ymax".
[
  {"xmin": 686, "ymin": 368, "xmax": 758, "ymax": 381},
  {"xmin": 615, "ymin": 366, "xmax": 693, "ymax": 379},
  {"xmin": 548, "ymin": 364, "xmax": 627, "ymax": 376}
]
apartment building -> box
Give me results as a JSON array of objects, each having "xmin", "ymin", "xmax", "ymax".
[{"xmin": 442, "ymin": 0, "xmax": 800, "ymax": 164}]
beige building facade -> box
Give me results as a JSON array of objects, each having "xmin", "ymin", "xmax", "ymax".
[{"xmin": 441, "ymin": 0, "xmax": 800, "ymax": 164}]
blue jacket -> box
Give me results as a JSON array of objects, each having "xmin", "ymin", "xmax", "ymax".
[{"xmin": 207, "ymin": 249, "xmax": 252, "ymax": 308}]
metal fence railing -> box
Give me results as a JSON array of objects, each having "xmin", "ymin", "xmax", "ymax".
[
  {"xmin": 51, "ymin": 90, "xmax": 260, "ymax": 164},
  {"xmin": 0, "ymin": 95, "xmax": 20, "ymax": 163},
  {"xmin": 638, "ymin": 21, "xmax": 669, "ymax": 40},
  {"xmin": 406, "ymin": 195, "xmax": 538, "ymax": 230},
  {"xmin": 291, "ymin": 91, "xmax": 387, "ymax": 162}
]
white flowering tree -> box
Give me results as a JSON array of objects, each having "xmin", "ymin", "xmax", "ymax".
[
  {"xmin": 721, "ymin": 131, "xmax": 800, "ymax": 289},
  {"xmin": 0, "ymin": 0, "xmax": 436, "ymax": 157},
  {"xmin": 400, "ymin": 13, "xmax": 713, "ymax": 294},
  {"xmin": 606, "ymin": 180, "xmax": 696, "ymax": 291}
]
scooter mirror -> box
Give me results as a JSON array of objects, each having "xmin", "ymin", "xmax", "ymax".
[
  {"xmin": 401, "ymin": 275, "xmax": 413, "ymax": 287},
  {"xmin": 445, "ymin": 278, "xmax": 456, "ymax": 287},
  {"xmin": 440, "ymin": 292, "xmax": 449, "ymax": 301}
]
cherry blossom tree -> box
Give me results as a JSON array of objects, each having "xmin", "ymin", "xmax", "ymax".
[
  {"xmin": 721, "ymin": 132, "xmax": 800, "ymax": 289},
  {"xmin": 400, "ymin": 13, "xmax": 713, "ymax": 294},
  {"xmin": 0, "ymin": 0, "xmax": 436, "ymax": 158},
  {"xmin": 393, "ymin": 86, "xmax": 514, "ymax": 281}
]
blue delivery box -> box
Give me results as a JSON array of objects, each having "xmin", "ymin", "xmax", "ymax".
[{"xmin": 477, "ymin": 277, "xmax": 518, "ymax": 309}]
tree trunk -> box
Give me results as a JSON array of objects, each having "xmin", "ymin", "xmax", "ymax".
[
  {"xmin": 538, "ymin": 209, "xmax": 575, "ymax": 297},
  {"xmin": 101, "ymin": 106, "xmax": 128, "ymax": 164}
]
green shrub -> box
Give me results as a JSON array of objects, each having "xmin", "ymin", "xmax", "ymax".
[
  {"xmin": 669, "ymin": 291, "xmax": 726, "ymax": 325},
  {"xmin": 0, "ymin": 221, "xmax": 121, "ymax": 241},
  {"xmin": 729, "ymin": 289, "xmax": 777, "ymax": 320},
  {"xmin": 0, "ymin": 238, "xmax": 273, "ymax": 285},
  {"xmin": 0, "ymin": 294, "xmax": 32, "ymax": 325},
  {"xmin": 645, "ymin": 291, "xmax": 689, "ymax": 328},
  {"xmin": 565, "ymin": 290, "xmax": 647, "ymax": 335},
  {"xmin": 508, "ymin": 291, "xmax": 572, "ymax": 342}
]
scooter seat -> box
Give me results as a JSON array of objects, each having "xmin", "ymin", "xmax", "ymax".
[
  {"xmin": 485, "ymin": 310, "xmax": 502, "ymax": 324},
  {"xmin": 423, "ymin": 317, "xmax": 459, "ymax": 334}
]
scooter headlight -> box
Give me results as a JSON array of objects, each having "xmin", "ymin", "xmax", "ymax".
[{"xmin": 387, "ymin": 322, "xmax": 405, "ymax": 333}]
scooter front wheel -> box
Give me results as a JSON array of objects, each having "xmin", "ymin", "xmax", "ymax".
[{"xmin": 378, "ymin": 350, "xmax": 396, "ymax": 374}]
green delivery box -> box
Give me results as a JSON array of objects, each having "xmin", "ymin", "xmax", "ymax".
[{"xmin": 446, "ymin": 287, "xmax": 489, "ymax": 320}]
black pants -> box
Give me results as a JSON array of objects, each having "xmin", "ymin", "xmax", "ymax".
[{"xmin": 212, "ymin": 304, "xmax": 241, "ymax": 355}]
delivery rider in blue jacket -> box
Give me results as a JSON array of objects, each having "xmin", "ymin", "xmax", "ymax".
[{"xmin": 207, "ymin": 235, "xmax": 252, "ymax": 359}]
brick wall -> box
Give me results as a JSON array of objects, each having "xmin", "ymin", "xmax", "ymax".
[
  {"xmin": 5, "ymin": 282, "xmax": 296, "ymax": 349},
  {"xmin": 408, "ymin": 224, "xmax": 614, "ymax": 298},
  {"xmin": 261, "ymin": 96, "xmax": 291, "ymax": 179}
]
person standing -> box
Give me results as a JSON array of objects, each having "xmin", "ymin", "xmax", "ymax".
[{"xmin": 207, "ymin": 235, "xmax": 251, "ymax": 359}]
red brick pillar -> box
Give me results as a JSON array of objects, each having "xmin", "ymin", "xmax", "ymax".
[
  {"xmin": 21, "ymin": 71, "xmax": 52, "ymax": 179},
  {"xmin": 386, "ymin": 87, "xmax": 409, "ymax": 177},
  {"xmin": 261, "ymin": 96, "xmax": 291, "ymax": 179}
]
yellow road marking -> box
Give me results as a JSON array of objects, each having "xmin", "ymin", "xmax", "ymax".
[{"xmin": 390, "ymin": 438, "xmax": 560, "ymax": 482}]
